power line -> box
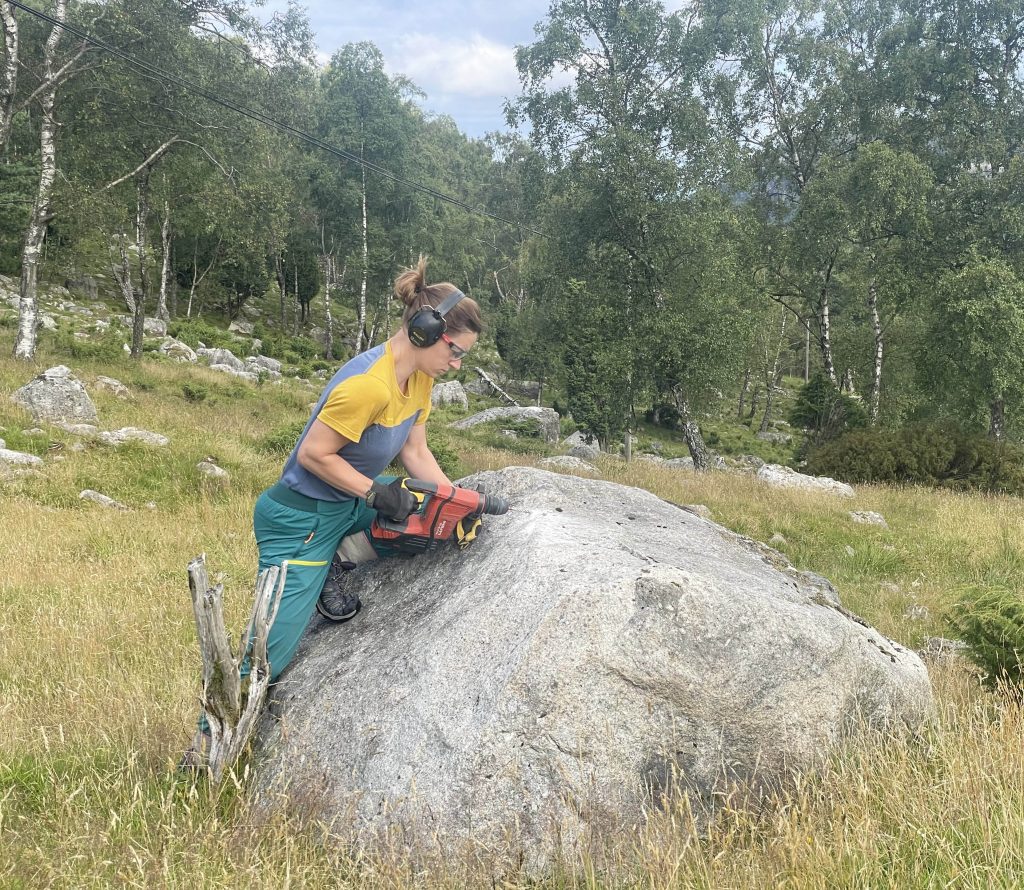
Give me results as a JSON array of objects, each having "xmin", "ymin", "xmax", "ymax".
[{"xmin": 7, "ymin": 0, "xmax": 545, "ymax": 238}]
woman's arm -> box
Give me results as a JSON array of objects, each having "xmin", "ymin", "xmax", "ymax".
[
  {"xmin": 398, "ymin": 422, "xmax": 451, "ymax": 486},
  {"xmin": 296, "ymin": 419, "xmax": 375, "ymax": 498}
]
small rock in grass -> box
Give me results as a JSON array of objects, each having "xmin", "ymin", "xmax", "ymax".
[
  {"xmin": 904, "ymin": 604, "xmax": 930, "ymax": 621},
  {"xmin": 79, "ymin": 489, "xmax": 129, "ymax": 510},
  {"xmin": 850, "ymin": 510, "xmax": 888, "ymax": 528}
]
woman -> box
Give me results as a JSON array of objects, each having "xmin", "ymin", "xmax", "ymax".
[{"xmin": 183, "ymin": 257, "xmax": 481, "ymax": 769}]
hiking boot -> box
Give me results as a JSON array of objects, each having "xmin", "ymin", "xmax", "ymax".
[
  {"xmin": 315, "ymin": 556, "xmax": 362, "ymax": 623},
  {"xmin": 177, "ymin": 727, "xmax": 212, "ymax": 774}
]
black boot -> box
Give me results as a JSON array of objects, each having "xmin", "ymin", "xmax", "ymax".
[{"xmin": 315, "ymin": 555, "xmax": 362, "ymax": 622}]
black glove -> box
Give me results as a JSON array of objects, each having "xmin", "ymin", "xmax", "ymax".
[{"xmin": 366, "ymin": 478, "xmax": 418, "ymax": 521}]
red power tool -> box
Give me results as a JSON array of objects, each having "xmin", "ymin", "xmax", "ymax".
[{"xmin": 337, "ymin": 478, "xmax": 510, "ymax": 564}]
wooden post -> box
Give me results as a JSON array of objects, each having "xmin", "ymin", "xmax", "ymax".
[{"xmin": 187, "ymin": 554, "xmax": 285, "ymax": 784}]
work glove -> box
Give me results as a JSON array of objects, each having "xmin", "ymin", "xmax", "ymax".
[
  {"xmin": 366, "ymin": 477, "xmax": 418, "ymax": 521},
  {"xmin": 456, "ymin": 516, "xmax": 483, "ymax": 550}
]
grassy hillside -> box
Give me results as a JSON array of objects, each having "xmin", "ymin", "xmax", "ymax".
[{"xmin": 1, "ymin": 328, "xmax": 1022, "ymax": 888}]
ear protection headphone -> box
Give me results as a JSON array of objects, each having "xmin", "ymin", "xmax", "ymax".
[{"xmin": 407, "ymin": 288, "xmax": 465, "ymax": 348}]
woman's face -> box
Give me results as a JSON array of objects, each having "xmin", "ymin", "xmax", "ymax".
[{"xmin": 421, "ymin": 330, "xmax": 478, "ymax": 378}]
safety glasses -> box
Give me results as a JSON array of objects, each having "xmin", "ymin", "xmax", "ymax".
[{"xmin": 440, "ymin": 332, "xmax": 470, "ymax": 360}]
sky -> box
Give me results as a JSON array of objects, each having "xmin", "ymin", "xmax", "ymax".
[{"xmin": 261, "ymin": 0, "xmax": 553, "ymax": 139}]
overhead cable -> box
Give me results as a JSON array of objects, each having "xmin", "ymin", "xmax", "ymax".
[{"xmin": 7, "ymin": 0, "xmax": 545, "ymax": 237}]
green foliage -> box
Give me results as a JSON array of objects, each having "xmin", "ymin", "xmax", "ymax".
[
  {"xmin": 425, "ymin": 429, "xmax": 465, "ymax": 480},
  {"xmin": 951, "ymin": 560, "xmax": 1024, "ymax": 689},
  {"xmin": 167, "ymin": 319, "xmax": 236, "ymax": 351},
  {"xmin": 790, "ymin": 374, "xmax": 868, "ymax": 443},
  {"xmin": 51, "ymin": 328, "xmax": 126, "ymax": 363},
  {"xmin": 254, "ymin": 420, "xmax": 307, "ymax": 456},
  {"xmin": 181, "ymin": 382, "xmax": 209, "ymax": 403},
  {"xmin": 808, "ymin": 425, "xmax": 1024, "ymax": 494}
]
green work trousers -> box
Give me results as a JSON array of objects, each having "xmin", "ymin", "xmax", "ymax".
[{"xmin": 197, "ymin": 482, "xmax": 378, "ymax": 735}]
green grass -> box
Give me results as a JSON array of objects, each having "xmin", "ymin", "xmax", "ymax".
[{"xmin": 1, "ymin": 328, "xmax": 1024, "ymax": 888}]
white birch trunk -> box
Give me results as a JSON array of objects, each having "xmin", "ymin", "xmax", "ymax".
[
  {"xmin": 0, "ymin": 1, "xmax": 18, "ymax": 152},
  {"xmin": 13, "ymin": 0, "xmax": 67, "ymax": 361},
  {"xmin": 990, "ymin": 398, "xmax": 1005, "ymax": 441},
  {"xmin": 358, "ymin": 140, "xmax": 368, "ymax": 353},
  {"xmin": 157, "ymin": 200, "xmax": 171, "ymax": 322},
  {"xmin": 322, "ymin": 254, "xmax": 334, "ymax": 360},
  {"xmin": 759, "ymin": 312, "xmax": 787, "ymax": 433},
  {"xmin": 112, "ymin": 234, "xmax": 144, "ymax": 357},
  {"xmin": 868, "ymin": 278, "xmax": 883, "ymax": 424},
  {"xmin": 675, "ymin": 391, "xmax": 710, "ymax": 471},
  {"xmin": 819, "ymin": 275, "xmax": 837, "ymax": 385}
]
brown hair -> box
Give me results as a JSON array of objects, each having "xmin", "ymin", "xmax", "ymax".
[{"xmin": 395, "ymin": 255, "xmax": 482, "ymax": 335}]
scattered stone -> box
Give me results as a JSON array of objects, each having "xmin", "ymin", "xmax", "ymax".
[
  {"xmin": 245, "ymin": 355, "xmax": 282, "ymax": 374},
  {"xmin": 431, "ymin": 380, "xmax": 469, "ymax": 411},
  {"xmin": 209, "ymin": 363, "xmax": 258, "ymax": 382},
  {"xmin": 844, "ymin": 545, "xmax": 856, "ymax": 557},
  {"xmin": 768, "ymin": 533, "xmax": 788, "ymax": 547},
  {"xmin": 756, "ymin": 430, "xmax": 792, "ymax": 445},
  {"xmin": 0, "ymin": 448, "xmax": 43, "ymax": 467},
  {"xmin": 664, "ymin": 456, "xmax": 695, "ymax": 470},
  {"xmin": 11, "ymin": 365, "xmax": 99, "ymax": 425},
  {"xmin": 919, "ymin": 637, "xmax": 969, "ymax": 664},
  {"xmin": 563, "ymin": 430, "xmax": 600, "ymax": 460},
  {"xmin": 451, "ymin": 406, "xmax": 561, "ymax": 444},
  {"xmin": 684, "ymin": 504, "xmax": 713, "ymax": 520},
  {"xmin": 58, "ymin": 423, "xmax": 99, "ymax": 437},
  {"xmin": 94, "ymin": 376, "xmax": 131, "ymax": 399},
  {"xmin": 756, "ymin": 464, "xmax": 855, "ymax": 498},
  {"xmin": 499, "ymin": 429, "xmax": 518, "ymax": 439},
  {"xmin": 251, "ymin": 338, "xmax": 263, "ymax": 353},
  {"xmin": 159, "ymin": 337, "xmax": 198, "ymax": 363},
  {"xmin": 904, "ymin": 604, "xmax": 930, "ymax": 621},
  {"xmin": 144, "ymin": 501, "xmax": 157, "ymax": 510},
  {"xmin": 197, "ymin": 460, "xmax": 230, "ymax": 483},
  {"xmin": 228, "ymin": 319, "xmax": 255, "ymax": 335},
  {"xmin": 254, "ymin": 467, "xmax": 933, "ymax": 866},
  {"xmin": 733, "ymin": 454, "xmax": 766, "ymax": 471},
  {"xmin": 850, "ymin": 511, "xmax": 888, "ymax": 528},
  {"xmin": 634, "ymin": 453, "xmax": 665, "ymax": 464},
  {"xmin": 539, "ymin": 455, "xmax": 599, "ymax": 475},
  {"xmin": 63, "ymin": 276, "xmax": 99, "ymax": 300},
  {"xmin": 96, "ymin": 427, "xmax": 169, "ymax": 447},
  {"xmin": 197, "ymin": 347, "xmax": 244, "ymax": 371},
  {"xmin": 39, "ymin": 314, "xmax": 58, "ymax": 331},
  {"xmin": 79, "ymin": 489, "xmax": 129, "ymax": 510}
]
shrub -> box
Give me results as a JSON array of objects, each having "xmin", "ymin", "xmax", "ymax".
[
  {"xmin": 807, "ymin": 424, "xmax": 1024, "ymax": 494},
  {"xmin": 254, "ymin": 420, "xmax": 306, "ymax": 455},
  {"xmin": 950, "ymin": 584, "xmax": 1024, "ymax": 689},
  {"xmin": 426, "ymin": 429, "xmax": 465, "ymax": 480},
  {"xmin": 181, "ymin": 382, "xmax": 209, "ymax": 403},
  {"xmin": 52, "ymin": 328, "xmax": 125, "ymax": 362},
  {"xmin": 167, "ymin": 318, "xmax": 236, "ymax": 350},
  {"xmin": 790, "ymin": 373, "xmax": 867, "ymax": 443}
]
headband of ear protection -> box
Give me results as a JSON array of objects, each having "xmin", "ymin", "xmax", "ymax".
[{"xmin": 407, "ymin": 288, "xmax": 466, "ymax": 348}]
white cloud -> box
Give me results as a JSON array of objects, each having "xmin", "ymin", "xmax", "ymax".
[{"xmin": 392, "ymin": 33, "xmax": 522, "ymax": 99}]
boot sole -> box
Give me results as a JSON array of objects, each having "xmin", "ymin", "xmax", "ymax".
[{"xmin": 315, "ymin": 598, "xmax": 361, "ymax": 623}]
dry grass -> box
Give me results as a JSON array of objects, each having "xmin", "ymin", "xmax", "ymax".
[{"xmin": 1, "ymin": 342, "xmax": 1023, "ymax": 887}]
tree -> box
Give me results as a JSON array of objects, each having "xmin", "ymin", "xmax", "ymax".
[
  {"xmin": 921, "ymin": 256, "xmax": 1024, "ymax": 440},
  {"xmin": 511, "ymin": 0, "xmax": 730, "ymax": 466}
]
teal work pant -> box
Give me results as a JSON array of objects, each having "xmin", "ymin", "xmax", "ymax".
[
  {"xmin": 197, "ymin": 483, "xmax": 377, "ymax": 735},
  {"xmin": 246, "ymin": 482, "xmax": 377, "ymax": 683}
]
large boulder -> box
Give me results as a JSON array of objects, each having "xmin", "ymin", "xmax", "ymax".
[
  {"xmin": 197, "ymin": 347, "xmax": 244, "ymax": 371},
  {"xmin": 431, "ymin": 380, "xmax": 469, "ymax": 411},
  {"xmin": 159, "ymin": 337, "xmax": 198, "ymax": 363},
  {"xmin": 450, "ymin": 406, "xmax": 560, "ymax": 444},
  {"xmin": 563, "ymin": 430, "xmax": 600, "ymax": 460},
  {"xmin": 254, "ymin": 467, "xmax": 932, "ymax": 866},
  {"xmin": 11, "ymin": 366, "xmax": 98, "ymax": 425},
  {"xmin": 757, "ymin": 464, "xmax": 855, "ymax": 497}
]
